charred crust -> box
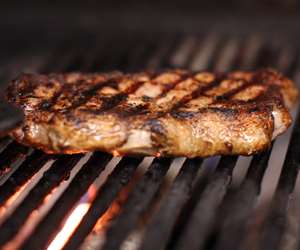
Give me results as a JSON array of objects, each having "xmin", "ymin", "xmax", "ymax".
[
  {"xmin": 40, "ymin": 101, "xmax": 51, "ymax": 109},
  {"xmin": 117, "ymin": 104, "xmax": 150, "ymax": 117},
  {"xmin": 248, "ymin": 107, "xmax": 260, "ymax": 113},
  {"xmin": 206, "ymin": 107, "xmax": 238, "ymax": 117},
  {"xmin": 144, "ymin": 118, "xmax": 166, "ymax": 136},
  {"xmin": 170, "ymin": 111, "xmax": 197, "ymax": 119},
  {"xmin": 141, "ymin": 95, "xmax": 152, "ymax": 102},
  {"xmin": 142, "ymin": 118, "xmax": 168, "ymax": 153},
  {"xmin": 171, "ymin": 107, "xmax": 238, "ymax": 120},
  {"xmin": 100, "ymin": 93, "xmax": 128, "ymax": 111}
]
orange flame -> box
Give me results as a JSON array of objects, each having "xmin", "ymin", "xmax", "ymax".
[
  {"xmin": 93, "ymin": 175, "xmax": 137, "ymax": 233},
  {"xmin": 47, "ymin": 203, "xmax": 90, "ymax": 250},
  {"xmin": 112, "ymin": 150, "xmax": 121, "ymax": 157},
  {"xmin": 45, "ymin": 171, "xmax": 137, "ymax": 250},
  {"xmin": 47, "ymin": 185, "xmax": 97, "ymax": 250}
]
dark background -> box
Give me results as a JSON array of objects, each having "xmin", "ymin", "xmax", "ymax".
[
  {"xmin": 1, "ymin": 0, "xmax": 300, "ymax": 37},
  {"xmin": 1, "ymin": 0, "xmax": 300, "ymax": 74}
]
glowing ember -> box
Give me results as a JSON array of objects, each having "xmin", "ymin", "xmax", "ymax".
[
  {"xmin": 47, "ymin": 185, "xmax": 97, "ymax": 250},
  {"xmin": 93, "ymin": 177, "xmax": 136, "ymax": 233},
  {"xmin": 47, "ymin": 171, "xmax": 136, "ymax": 250},
  {"xmin": 112, "ymin": 150, "xmax": 121, "ymax": 157},
  {"xmin": 47, "ymin": 203, "xmax": 91, "ymax": 250}
]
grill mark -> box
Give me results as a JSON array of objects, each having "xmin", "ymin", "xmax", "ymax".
[
  {"xmin": 212, "ymin": 70, "xmax": 280, "ymax": 103},
  {"xmin": 118, "ymin": 103, "xmax": 150, "ymax": 117},
  {"xmin": 179, "ymin": 77, "xmax": 256, "ymax": 109},
  {"xmin": 253, "ymin": 84, "xmax": 283, "ymax": 105},
  {"xmin": 39, "ymin": 70, "xmax": 281, "ymax": 124},
  {"xmin": 79, "ymin": 77, "xmax": 150, "ymax": 115},
  {"xmin": 44, "ymin": 71, "xmax": 203, "ymax": 117},
  {"xmin": 140, "ymin": 74, "xmax": 228, "ymax": 134},
  {"xmin": 115, "ymin": 73, "xmax": 226, "ymax": 120},
  {"xmin": 65, "ymin": 78, "xmax": 119, "ymax": 111},
  {"xmin": 170, "ymin": 75, "xmax": 276, "ymax": 119},
  {"xmin": 119, "ymin": 75, "xmax": 182, "ymax": 117},
  {"xmin": 16, "ymin": 74, "xmax": 50, "ymax": 102},
  {"xmin": 214, "ymin": 79, "xmax": 251, "ymax": 101},
  {"xmin": 171, "ymin": 73, "xmax": 226, "ymax": 110},
  {"xmin": 80, "ymin": 72, "xmax": 186, "ymax": 116},
  {"xmin": 39, "ymin": 75, "xmax": 69, "ymax": 111},
  {"xmin": 41, "ymin": 73, "xmax": 125, "ymax": 112},
  {"xmin": 171, "ymin": 107, "xmax": 239, "ymax": 119},
  {"xmin": 155, "ymin": 72, "xmax": 192, "ymax": 99},
  {"xmin": 97, "ymin": 80, "xmax": 143, "ymax": 112}
]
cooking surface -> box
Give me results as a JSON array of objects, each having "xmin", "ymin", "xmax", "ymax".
[{"xmin": 1, "ymin": 18, "xmax": 300, "ymax": 250}]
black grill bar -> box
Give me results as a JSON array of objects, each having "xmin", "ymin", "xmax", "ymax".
[
  {"xmin": 147, "ymin": 34, "xmax": 181, "ymax": 69},
  {"xmin": 127, "ymin": 37, "xmax": 159, "ymax": 72},
  {"xmin": 214, "ymin": 147, "xmax": 273, "ymax": 250},
  {"xmin": 174, "ymin": 156, "xmax": 238, "ymax": 250},
  {"xmin": 0, "ymin": 154, "xmax": 82, "ymax": 245},
  {"xmin": 0, "ymin": 141, "xmax": 30, "ymax": 176},
  {"xmin": 80, "ymin": 37, "xmax": 114, "ymax": 72},
  {"xmin": 0, "ymin": 150, "xmax": 52, "ymax": 206},
  {"xmin": 20, "ymin": 152, "xmax": 112, "ymax": 250},
  {"xmin": 62, "ymin": 157, "xmax": 142, "ymax": 250},
  {"xmin": 39, "ymin": 36, "xmax": 96, "ymax": 73},
  {"xmin": 39, "ymin": 34, "xmax": 114, "ymax": 73},
  {"xmin": 258, "ymin": 104, "xmax": 300, "ymax": 249},
  {"xmin": 255, "ymin": 42, "xmax": 280, "ymax": 68},
  {"xmin": 103, "ymin": 157, "xmax": 172, "ymax": 250},
  {"xmin": 89, "ymin": 35, "xmax": 135, "ymax": 72},
  {"xmin": 202, "ymin": 36, "xmax": 224, "ymax": 71},
  {"xmin": 139, "ymin": 158, "xmax": 202, "ymax": 250}
]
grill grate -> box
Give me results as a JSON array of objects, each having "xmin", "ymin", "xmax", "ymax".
[{"xmin": 0, "ymin": 31, "xmax": 299, "ymax": 250}]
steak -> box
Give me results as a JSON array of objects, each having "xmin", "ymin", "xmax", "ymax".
[{"xmin": 6, "ymin": 69, "xmax": 298, "ymax": 157}]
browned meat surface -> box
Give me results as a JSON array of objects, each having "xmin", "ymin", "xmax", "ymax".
[{"xmin": 6, "ymin": 69, "xmax": 298, "ymax": 157}]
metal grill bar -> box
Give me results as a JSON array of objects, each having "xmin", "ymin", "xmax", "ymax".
[
  {"xmin": 146, "ymin": 34, "xmax": 181, "ymax": 69},
  {"xmin": 102, "ymin": 37, "xmax": 140, "ymax": 72},
  {"xmin": 103, "ymin": 157, "xmax": 172, "ymax": 250},
  {"xmin": 39, "ymin": 39, "xmax": 81, "ymax": 73},
  {"xmin": 213, "ymin": 47, "xmax": 298, "ymax": 250},
  {"xmin": 62, "ymin": 157, "xmax": 142, "ymax": 250},
  {"xmin": 214, "ymin": 147, "xmax": 273, "ymax": 250},
  {"xmin": 0, "ymin": 154, "xmax": 82, "ymax": 245},
  {"xmin": 258, "ymin": 100, "xmax": 300, "ymax": 249},
  {"xmin": 200, "ymin": 36, "xmax": 224, "ymax": 71},
  {"xmin": 127, "ymin": 37, "xmax": 159, "ymax": 71},
  {"xmin": 0, "ymin": 141, "xmax": 30, "ymax": 176},
  {"xmin": 174, "ymin": 156, "xmax": 238, "ymax": 250},
  {"xmin": 139, "ymin": 158, "xmax": 202, "ymax": 250},
  {"xmin": 0, "ymin": 150, "xmax": 52, "ymax": 206},
  {"xmin": 88, "ymin": 35, "xmax": 134, "ymax": 72},
  {"xmin": 20, "ymin": 152, "xmax": 112, "ymax": 250}
]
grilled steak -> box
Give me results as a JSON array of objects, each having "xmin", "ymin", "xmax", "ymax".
[{"xmin": 6, "ymin": 69, "xmax": 298, "ymax": 157}]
